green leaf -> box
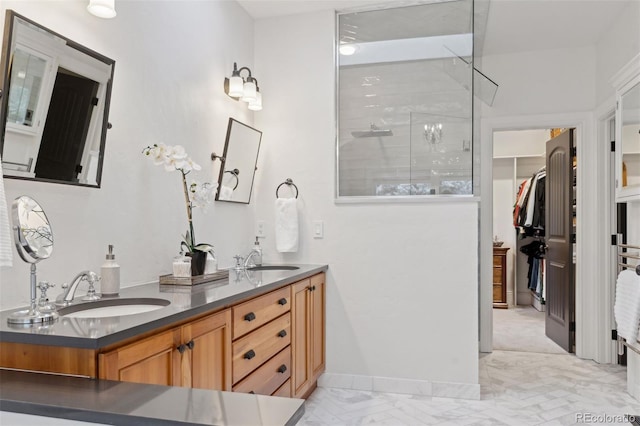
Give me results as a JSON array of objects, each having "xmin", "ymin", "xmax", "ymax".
[{"xmin": 193, "ymin": 243, "xmax": 214, "ymax": 253}]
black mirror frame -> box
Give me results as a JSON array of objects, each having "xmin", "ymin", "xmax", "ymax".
[
  {"xmin": 215, "ymin": 117, "xmax": 262, "ymax": 205},
  {"xmin": 0, "ymin": 9, "xmax": 116, "ymax": 188}
]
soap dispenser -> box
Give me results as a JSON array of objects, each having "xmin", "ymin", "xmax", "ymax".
[
  {"xmin": 101, "ymin": 245, "xmax": 120, "ymax": 296},
  {"xmin": 253, "ymin": 236, "xmax": 263, "ymax": 266}
]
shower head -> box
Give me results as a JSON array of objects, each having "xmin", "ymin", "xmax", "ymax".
[{"xmin": 351, "ymin": 123, "xmax": 393, "ymax": 138}]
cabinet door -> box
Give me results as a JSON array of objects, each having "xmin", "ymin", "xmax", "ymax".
[
  {"xmin": 291, "ymin": 278, "xmax": 311, "ymax": 397},
  {"xmin": 99, "ymin": 328, "xmax": 181, "ymax": 386},
  {"xmin": 182, "ymin": 309, "xmax": 232, "ymax": 391},
  {"xmin": 291, "ymin": 273, "xmax": 326, "ymax": 399},
  {"xmin": 310, "ymin": 274, "xmax": 325, "ymax": 378}
]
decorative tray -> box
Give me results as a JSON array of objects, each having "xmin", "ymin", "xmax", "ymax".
[{"xmin": 159, "ymin": 269, "xmax": 230, "ymax": 286}]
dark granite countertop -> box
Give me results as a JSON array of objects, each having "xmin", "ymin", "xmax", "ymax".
[
  {"xmin": 0, "ymin": 264, "xmax": 327, "ymax": 349},
  {"xmin": 0, "ymin": 369, "xmax": 305, "ymax": 425}
]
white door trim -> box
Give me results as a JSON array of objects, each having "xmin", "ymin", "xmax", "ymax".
[{"xmin": 479, "ymin": 111, "xmax": 610, "ymax": 363}]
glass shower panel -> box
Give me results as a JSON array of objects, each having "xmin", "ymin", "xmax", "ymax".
[{"xmin": 337, "ymin": 0, "xmax": 474, "ymax": 198}]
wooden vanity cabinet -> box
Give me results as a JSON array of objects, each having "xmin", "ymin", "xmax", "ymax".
[
  {"xmin": 0, "ymin": 271, "xmax": 326, "ymax": 400},
  {"xmin": 98, "ymin": 309, "xmax": 232, "ymax": 391},
  {"xmin": 291, "ymin": 273, "xmax": 325, "ymax": 398}
]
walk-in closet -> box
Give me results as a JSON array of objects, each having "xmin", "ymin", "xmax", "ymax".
[{"xmin": 492, "ymin": 128, "xmax": 577, "ymax": 354}]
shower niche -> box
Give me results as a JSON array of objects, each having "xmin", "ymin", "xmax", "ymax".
[{"xmin": 336, "ymin": 0, "xmax": 480, "ymax": 199}]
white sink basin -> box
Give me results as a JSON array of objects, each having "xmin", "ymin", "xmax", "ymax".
[{"xmin": 58, "ymin": 298, "xmax": 170, "ymax": 318}]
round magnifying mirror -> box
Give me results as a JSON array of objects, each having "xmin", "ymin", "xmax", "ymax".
[{"xmin": 12, "ymin": 196, "xmax": 54, "ymax": 263}]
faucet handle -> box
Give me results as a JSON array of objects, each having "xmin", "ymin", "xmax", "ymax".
[
  {"xmin": 82, "ymin": 272, "xmax": 101, "ymax": 301},
  {"xmin": 37, "ymin": 281, "xmax": 55, "ymax": 292},
  {"xmin": 37, "ymin": 281, "xmax": 55, "ymax": 301},
  {"xmin": 233, "ymin": 255, "xmax": 244, "ymax": 271}
]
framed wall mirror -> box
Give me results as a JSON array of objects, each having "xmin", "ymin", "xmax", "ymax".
[
  {"xmin": 614, "ymin": 54, "xmax": 640, "ymax": 202},
  {"xmin": 0, "ymin": 10, "xmax": 115, "ymax": 187},
  {"xmin": 215, "ymin": 118, "xmax": 262, "ymax": 204}
]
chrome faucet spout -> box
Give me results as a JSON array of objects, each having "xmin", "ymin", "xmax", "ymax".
[
  {"xmin": 244, "ymin": 249, "xmax": 261, "ymax": 269},
  {"xmin": 58, "ymin": 270, "xmax": 101, "ymax": 306}
]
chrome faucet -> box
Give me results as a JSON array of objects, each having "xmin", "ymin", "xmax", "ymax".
[
  {"xmin": 244, "ymin": 249, "xmax": 262, "ymax": 269},
  {"xmin": 56, "ymin": 271, "xmax": 101, "ymax": 306}
]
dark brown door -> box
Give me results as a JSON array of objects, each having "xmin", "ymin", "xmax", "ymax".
[
  {"xmin": 35, "ymin": 69, "xmax": 98, "ymax": 182},
  {"xmin": 545, "ymin": 128, "xmax": 575, "ymax": 352}
]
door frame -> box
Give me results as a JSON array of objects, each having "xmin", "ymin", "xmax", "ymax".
[{"xmin": 479, "ymin": 111, "xmax": 614, "ymax": 363}]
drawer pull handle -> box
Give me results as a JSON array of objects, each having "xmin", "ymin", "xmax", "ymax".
[
  {"xmin": 244, "ymin": 349, "xmax": 256, "ymax": 360},
  {"xmin": 244, "ymin": 312, "xmax": 256, "ymax": 322},
  {"xmin": 278, "ymin": 298, "xmax": 287, "ymax": 305},
  {"xmin": 277, "ymin": 364, "xmax": 287, "ymax": 374},
  {"xmin": 278, "ymin": 330, "xmax": 287, "ymax": 338},
  {"xmin": 186, "ymin": 340, "xmax": 195, "ymax": 350},
  {"xmin": 249, "ymin": 391, "xmax": 255, "ymax": 394},
  {"xmin": 177, "ymin": 344, "xmax": 186, "ymax": 354}
]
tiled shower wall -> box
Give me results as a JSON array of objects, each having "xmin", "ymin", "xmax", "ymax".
[{"xmin": 338, "ymin": 59, "xmax": 472, "ymax": 196}]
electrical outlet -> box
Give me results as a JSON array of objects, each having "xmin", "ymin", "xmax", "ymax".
[
  {"xmin": 313, "ymin": 220, "xmax": 324, "ymax": 239},
  {"xmin": 256, "ymin": 220, "xmax": 266, "ymax": 237}
]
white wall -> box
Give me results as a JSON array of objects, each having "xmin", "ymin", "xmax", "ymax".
[
  {"xmin": 0, "ymin": 0, "xmax": 258, "ymax": 309},
  {"xmin": 478, "ymin": 43, "xmax": 601, "ymax": 357},
  {"xmin": 481, "ymin": 45, "xmax": 597, "ymax": 118},
  {"xmin": 595, "ymin": 1, "xmax": 640, "ymax": 106},
  {"xmin": 253, "ymin": 10, "xmax": 479, "ymax": 390}
]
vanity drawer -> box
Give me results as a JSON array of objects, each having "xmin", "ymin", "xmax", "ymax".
[
  {"xmin": 232, "ymin": 347, "xmax": 291, "ymax": 395},
  {"xmin": 233, "ymin": 286, "xmax": 291, "ymax": 339},
  {"xmin": 272, "ymin": 379, "xmax": 291, "ymax": 397},
  {"xmin": 493, "ymin": 255, "xmax": 502, "ymax": 267},
  {"xmin": 232, "ymin": 313, "xmax": 291, "ymax": 384}
]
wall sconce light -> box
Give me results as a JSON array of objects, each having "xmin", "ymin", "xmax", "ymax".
[
  {"xmin": 225, "ymin": 63, "xmax": 262, "ymax": 111},
  {"xmin": 87, "ymin": 0, "xmax": 117, "ymax": 18}
]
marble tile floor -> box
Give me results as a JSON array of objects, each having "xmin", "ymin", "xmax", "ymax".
[{"xmin": 300, "ymin": 350, "xmax": 640, "ymax": 425}]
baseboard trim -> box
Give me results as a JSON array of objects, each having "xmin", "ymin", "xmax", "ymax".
[{"xmin": 317, "ymin": 373, "xmax": 480, "ymax": 400}]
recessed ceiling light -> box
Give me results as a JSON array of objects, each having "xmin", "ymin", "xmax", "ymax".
[{"xmin": 339, "ymin": 44, "xmax": 358, "ymax": 56}]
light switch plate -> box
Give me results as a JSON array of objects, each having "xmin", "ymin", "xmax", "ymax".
[
  {"xmin": 256, "ymin": 220, "xmax": 266, "ymax": 237},
  {"xmin": 313, "ymin": 220, "xmax": 324, "ymax": 239}
]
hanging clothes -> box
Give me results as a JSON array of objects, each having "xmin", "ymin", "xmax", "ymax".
[
  {"xmin": 520, "ymin": 239, "xmax": 546, "ymax": 297},
  {"xmin": 513, "ymin": 168, "xmax": 546, "ymax": 237}
]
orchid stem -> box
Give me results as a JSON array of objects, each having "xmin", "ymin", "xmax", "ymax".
[{"xmin": 181, "ymin": 171, "xmax": 195, "ymax": 250}]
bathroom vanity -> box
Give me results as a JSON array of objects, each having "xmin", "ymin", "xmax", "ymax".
[{"xmin": 0, "ymin": 265, "xmax": 326, "ymax": 413}]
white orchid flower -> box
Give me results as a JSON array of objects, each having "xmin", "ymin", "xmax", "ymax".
[
  {"xmin": 187, "ymin": 158, "xmax": 201, "ymax": 171},
  {"xmin": 143, "ymin": 143, "xmax": 216, "ymax": 256}
]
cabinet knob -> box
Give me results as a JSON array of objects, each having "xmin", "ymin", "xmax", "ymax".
[
  {"xmin": 278, "ymin": 298, "xmax": 287, "ymax": 305},
  {"xmin": 278, "ymin": 330, "xmax": 287, "ymax": 338},
  {"xmin": 177, "ymin": 344, "xmax": 186, "ymax": 354},
  {"xmin": 244, "ymin": 349, "xmax": 256, "ymax": 360},
  {"xmin": 244, "ymin": 312, "xmax": 256, "ymax": 322},
  {"xmin": 277, "ymin": 364, "xmax": 287, "ymax": 374},
  {"xmin": 249, "ymin": 391, "xmax": 255, "ymax": 394},
  {"xmin": 186, "ymin": 340, "xmax": 195, "ymax": 350}
]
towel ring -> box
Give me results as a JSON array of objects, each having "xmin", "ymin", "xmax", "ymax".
[
  {"xmin": 276, "ymin": 178, "xmax": 298, "ymax": 199},
  {"xmin": 224, "ymin": 169, "xmax": 240, "ymax": 190}
]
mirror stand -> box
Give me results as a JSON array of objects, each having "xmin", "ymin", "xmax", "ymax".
[
  {"xmin": 8, "ymin": 264, "xmax": 58, "ymax": 324},
  {"xmin": 7, "ymin": 196, "xmax": 58, "ymax": 325}
]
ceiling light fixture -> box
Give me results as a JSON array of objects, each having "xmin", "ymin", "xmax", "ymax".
[
  {"xmin": 87, "ymin": 0, "xmax": 117, "ymax": 18},
  {"xmin": 225, "ymin": 63, "xmax": 262, "ymax": 111},
  {"xmin": 339, "ymin": 44, "xmax": 358, "ymax": 56}
]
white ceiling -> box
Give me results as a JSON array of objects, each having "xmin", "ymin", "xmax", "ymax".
[{"xmin": 237, "ymin": 0, "xmax": 637, "ymax": 56}]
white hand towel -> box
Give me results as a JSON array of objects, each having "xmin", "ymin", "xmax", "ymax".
[
  {"xmin": 219, "ymin": 185, "xmax": 234, "ymax": 201},
  {"xmin": 614, "ymin": 269, "xmax": 640, "ymax": 342},
  {"xmin": 0, "ymin": 154, "xmax": 13, "ymax": 267},
  {"xmin": 275, "ymin": 198, "xmax": 298, "ymax": 253}
]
